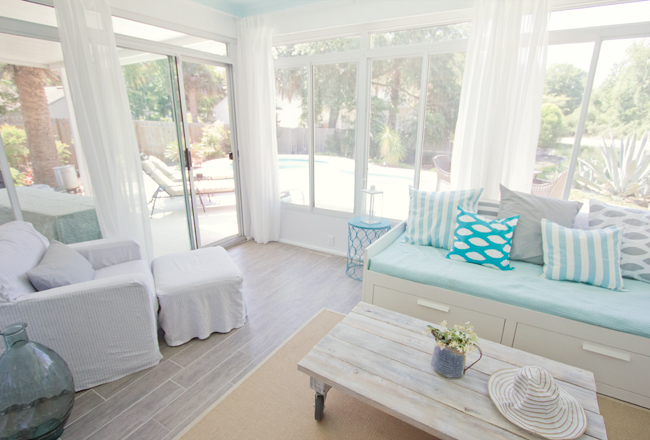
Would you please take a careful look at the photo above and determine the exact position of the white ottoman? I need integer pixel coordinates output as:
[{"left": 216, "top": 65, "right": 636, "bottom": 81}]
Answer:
[{"left": 152, "top": 247, "right": 246, "bottom": 346}]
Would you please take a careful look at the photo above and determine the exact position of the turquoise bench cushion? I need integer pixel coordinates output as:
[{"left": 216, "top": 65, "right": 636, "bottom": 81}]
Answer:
[{"left": 368, "top": 234, "right": 650, "bottom": 339}]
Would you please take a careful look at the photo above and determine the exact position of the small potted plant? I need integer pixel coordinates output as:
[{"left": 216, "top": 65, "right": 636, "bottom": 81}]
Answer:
[{"left": 426, "top": 321, "right": 482, "bottom": 378}]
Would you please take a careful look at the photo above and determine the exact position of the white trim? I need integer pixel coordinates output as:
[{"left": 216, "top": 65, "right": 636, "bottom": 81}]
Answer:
[
  {"left": 170, "top": 308, "right": 346, "bottom": 440},
  {"left": 278, "top": 238, "right": 347, "bottom": 257},
  {"left": 563, "top": 37, "right": 603, "bottom": 199}
]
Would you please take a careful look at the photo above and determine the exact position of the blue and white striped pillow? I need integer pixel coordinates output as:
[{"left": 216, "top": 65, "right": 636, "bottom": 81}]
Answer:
[
  {"left": 405, "top": 187, "right": 483, "bottom": 249},
  {"left": 541, "top": 218, "right": 625, "bottom": 291}
]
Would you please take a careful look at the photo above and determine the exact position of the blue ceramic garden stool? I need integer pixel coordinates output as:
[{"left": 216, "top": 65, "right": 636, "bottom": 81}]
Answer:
[{"left": 346, "top": 217, "right": 391, "bottom": 280}]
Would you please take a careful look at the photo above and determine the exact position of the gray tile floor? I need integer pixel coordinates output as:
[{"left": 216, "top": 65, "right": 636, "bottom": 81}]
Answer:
[{"left": 62, "top": 241, "right": 361, "bottom": 440}]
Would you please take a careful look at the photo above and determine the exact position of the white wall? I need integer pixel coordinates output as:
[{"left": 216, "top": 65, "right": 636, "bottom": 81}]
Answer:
[{"left": 280, "top": 208, "right": 350, "bottom": 256}]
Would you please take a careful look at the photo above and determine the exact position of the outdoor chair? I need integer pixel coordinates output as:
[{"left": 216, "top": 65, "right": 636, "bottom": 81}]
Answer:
[
  {"left": 531, "top": 171, "right": 568, "bottom": 199},
  {"left": 433, "top": 155, "right": 451, "bottom": 191},
  {"left": 148, "top": 155, "right": 183, "bottom": 182},
  {"left": 141, "top": 159, "right": 234, "bottom": 216}
]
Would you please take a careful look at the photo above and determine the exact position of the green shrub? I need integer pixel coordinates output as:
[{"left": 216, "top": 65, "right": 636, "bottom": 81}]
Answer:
[{"left": 538, "top": 103, "right": 566, "bottom": 149}]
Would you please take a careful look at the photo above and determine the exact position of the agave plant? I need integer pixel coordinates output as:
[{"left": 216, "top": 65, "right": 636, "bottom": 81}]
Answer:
[{"left": 575, "top": 130, "right": 650, "bottom": 198}]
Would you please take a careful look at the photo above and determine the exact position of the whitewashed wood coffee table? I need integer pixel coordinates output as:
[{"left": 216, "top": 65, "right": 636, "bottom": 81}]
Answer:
[{"left": 298, "top": 302, "right": 607, "bottom": 440}]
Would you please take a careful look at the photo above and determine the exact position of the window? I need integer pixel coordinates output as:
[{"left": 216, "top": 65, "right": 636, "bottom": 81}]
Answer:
[
  {"left": 419, "top": 52, "right": 466, "bottom": 191},
  {"left": 534, "top": 42, "right": 594, "bottom": 182},
  {"left": 273, "top": 37, "right": 360, "bottom": 59},
  {"left": 276, "top": 66, "right": 309, "bottom": 206},
  {"left": 370, "top": 23, "right": 470, "bottom": 48},
  {"left": 313, "top": 62, "right": 357, "bottom": 212},
  {"left": 550, "top": 1, "right": 650, "bottom": 31},
  {"left": 112, "top": 17, "right": 228, "bottom": 56},
  {"left": 273, "top": 1, "right": 650, "bottom": 220},
  {"left": 570, "top": 37, "right": 650, "bottom": 208},
  {"left": 0, "top": 34, "right": 100, "bottom": 243},
  {"left": 367, "top": 56, "right": 423, "bottom": 219}
]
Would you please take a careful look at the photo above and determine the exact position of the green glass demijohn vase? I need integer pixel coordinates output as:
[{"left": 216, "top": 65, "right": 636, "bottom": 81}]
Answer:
[{"left": 0, "top": 323, "right": 74, "bottom": 440}]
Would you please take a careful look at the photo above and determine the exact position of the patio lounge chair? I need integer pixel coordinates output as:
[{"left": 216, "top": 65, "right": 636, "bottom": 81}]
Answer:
[
  {"left": 141, "top": 159, "right": 234, "bottom": 216},
  {"left": 148, "top": 155, "right": 183, "bottom": 182}
]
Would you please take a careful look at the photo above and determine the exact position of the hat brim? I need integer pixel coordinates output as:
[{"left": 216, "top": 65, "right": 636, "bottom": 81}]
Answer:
[{"left": 488, "top": 368, "right": 588, "bottom": 440}]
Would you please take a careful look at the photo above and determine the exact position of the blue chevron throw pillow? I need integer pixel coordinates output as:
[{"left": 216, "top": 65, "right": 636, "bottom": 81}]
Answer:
[{"left": 446, "top": 207, "right": 520, "bottom": 271}]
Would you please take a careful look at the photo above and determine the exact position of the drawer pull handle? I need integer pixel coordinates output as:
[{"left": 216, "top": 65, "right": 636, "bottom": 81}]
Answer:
[
  {"left": 417, "top": 300, "right": 449, "bottom": 313},
  {"left": 582, "top": 343, "right": 631, "bottom": 362}
]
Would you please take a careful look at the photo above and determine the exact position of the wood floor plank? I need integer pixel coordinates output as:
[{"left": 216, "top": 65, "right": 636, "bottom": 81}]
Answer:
[
  {"left": 168, "top": 327, "right": 245, "bottom": 368},
  {"left": 124, "top": 419, "right": 170, "bottom": 440},
  {"left": 92, "top": 363, "right": 158, "bottom": 401},
  {"left": 88, "top": 381, "right": 183, "bottom": 440},
  {"left": 67, "top": 390, "right": 105, "bottom": 425},
  {"left": 62, "top": 361, "right": 182, "bottom": 440},
  {"left": 171, "top": 326, "right": 258, "bottom": 389},
  {"left": 154, "top": 351, "right": 251, "bottom": 431}
]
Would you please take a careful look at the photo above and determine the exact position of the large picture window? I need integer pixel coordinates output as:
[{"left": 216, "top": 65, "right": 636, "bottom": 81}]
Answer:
[
  {"left": 367, "top": 56, "right": 423, "bottom": 220},
  {"left": 313, "top": 62, "right": 357, "bottom": 213},
  {"left": 273, "top": 2, "right": 650, "bottom": 220}
]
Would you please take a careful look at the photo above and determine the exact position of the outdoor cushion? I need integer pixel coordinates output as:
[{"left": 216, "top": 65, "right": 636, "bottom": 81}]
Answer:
[
  {"left": 589, "top": 199, "right": 650, "bottom": 283},
  {"left": 497, "top": 185, "right": 582, "bottom": 265},
  {"left": 405, "top": 187, "right": 483, "bottom": 249},
  {"left": 27, "top": 241, "right": 95, "bottom": 291},
  {"left": 369, "top": 233, "right": 650, "bottom": 339},
  {"left": 0, "top": 221, "right": 49, "bottom": 301},
  {"left": 541, "top": 219, "right": 625, "bottom": 291}
]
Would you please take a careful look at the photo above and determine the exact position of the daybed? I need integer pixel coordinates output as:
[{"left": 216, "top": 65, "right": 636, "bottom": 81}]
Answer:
[{"left": 362, "top": 200, "right": 650, "bottom": 408}]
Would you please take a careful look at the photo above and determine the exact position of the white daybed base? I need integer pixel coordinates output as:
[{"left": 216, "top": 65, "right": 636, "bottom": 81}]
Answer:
[{"left": 362, "top": 221, "right": 650, "bottom": 409}]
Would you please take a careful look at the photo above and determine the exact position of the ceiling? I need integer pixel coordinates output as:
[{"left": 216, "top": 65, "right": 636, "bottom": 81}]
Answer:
[{"left": 189, "top": 0, "right": 330, "bottom": 17}]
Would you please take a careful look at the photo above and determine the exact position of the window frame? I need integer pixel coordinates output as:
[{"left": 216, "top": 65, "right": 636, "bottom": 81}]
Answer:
[{"left": 274, "top": 12, "right": 650, "bottom": 220}]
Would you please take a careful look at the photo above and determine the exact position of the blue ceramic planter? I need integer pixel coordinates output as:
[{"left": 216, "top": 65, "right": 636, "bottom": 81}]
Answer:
[{"left": 431, "top": 345, "right": 482, "bottom": 378}]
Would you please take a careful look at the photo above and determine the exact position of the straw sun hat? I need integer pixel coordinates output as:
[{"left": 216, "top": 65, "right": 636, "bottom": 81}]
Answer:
[{"left": 488, "top": 366, "right": 588, "bottom": 440}]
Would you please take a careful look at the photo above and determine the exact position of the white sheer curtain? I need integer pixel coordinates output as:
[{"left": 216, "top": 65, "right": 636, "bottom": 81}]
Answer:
[
  {"left": 451, "top": 0, "right": 551, "bottom": 200},
  {"left": 54, "top": 0, "right": 153, "bottom": 260},
  {"left": 235, "top": 15, "right": 281, "bottom": 244}
]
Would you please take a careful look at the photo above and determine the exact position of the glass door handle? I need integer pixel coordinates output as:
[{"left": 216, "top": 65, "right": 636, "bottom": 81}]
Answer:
[
  {"left": 185, "top": 148, "right": 193, "bottom": 170},
  {"left": 228, "top": 151, "right": 233, "bottom": 160}
]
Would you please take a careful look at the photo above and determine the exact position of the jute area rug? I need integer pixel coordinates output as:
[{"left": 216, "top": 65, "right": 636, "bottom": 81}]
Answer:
[{"left": 176, "top": 310, "right": 650, "bottom": 440}]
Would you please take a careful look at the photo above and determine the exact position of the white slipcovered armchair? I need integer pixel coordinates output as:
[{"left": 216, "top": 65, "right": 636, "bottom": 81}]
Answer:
[{"left": 0, "top": 221, "right": 161, "bottom": 391}]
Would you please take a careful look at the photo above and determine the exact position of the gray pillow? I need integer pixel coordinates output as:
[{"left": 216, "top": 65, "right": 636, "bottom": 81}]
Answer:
[
  {"left": 27, "top": 241, "right": 95, "bottom": 291},
  {"left": 589, "top": 199, "right": 650, "bottom": 283},
  {"left": 497, "top": 185, "right": 582, "bottom": 265}
]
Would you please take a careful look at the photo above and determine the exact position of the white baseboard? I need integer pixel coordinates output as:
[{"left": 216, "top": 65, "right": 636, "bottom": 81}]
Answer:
[{"left": 278, "top": 238, "right": 347, "bottom": 257}]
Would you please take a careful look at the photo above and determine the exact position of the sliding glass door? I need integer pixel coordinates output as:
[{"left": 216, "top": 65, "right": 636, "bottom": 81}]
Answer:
[
  {"left": 179, "top": 59, "right": 240, "bottom": 247},
  {"left": 120, "top": 52, "right": 242, "bottom": 254},
  {"left": 119, "top": 49, "right": 194, "bottom": 257}
]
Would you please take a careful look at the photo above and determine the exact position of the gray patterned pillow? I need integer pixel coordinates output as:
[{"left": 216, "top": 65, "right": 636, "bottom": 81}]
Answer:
[{"left": 589, "top": 199, "right": 650, "bottom": 283}]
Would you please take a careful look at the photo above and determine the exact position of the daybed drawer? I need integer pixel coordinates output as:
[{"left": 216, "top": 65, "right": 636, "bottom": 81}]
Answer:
[
  {"left": 373, "top": 286, "right": 506, "bottom": 343},
  {"left": 513, "top": 323, "right": 650, "bottom": 397}
]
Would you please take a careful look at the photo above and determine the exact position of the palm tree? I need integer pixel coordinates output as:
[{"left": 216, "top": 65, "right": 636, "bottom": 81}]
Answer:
[
  {"left": 182, "top": 62, "right": 225, "bottom": 125},
  {"left": 1, "top": 65, "right": 60, "bottom": 187}
]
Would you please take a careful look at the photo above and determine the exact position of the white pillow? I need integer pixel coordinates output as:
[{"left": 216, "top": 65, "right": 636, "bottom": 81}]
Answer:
[
  {"left": 27, "top": 241, "right": 95, "bottom": 291},
  {"left": 0, "top": 222, "right": 49, "bottom": 302},
  {"left": 405, "top": 187, "right": 483, "bottom": 250}
]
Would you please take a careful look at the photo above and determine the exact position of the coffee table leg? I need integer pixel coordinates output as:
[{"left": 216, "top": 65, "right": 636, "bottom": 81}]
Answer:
[{"left": 310, "top": 377, "right": 331, "bottom": 421}]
